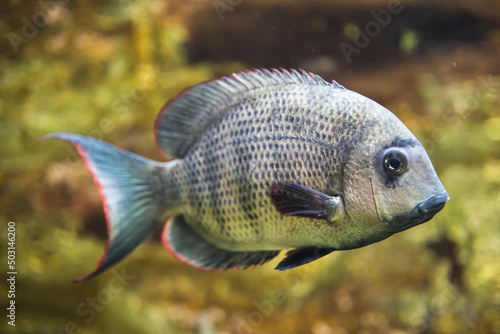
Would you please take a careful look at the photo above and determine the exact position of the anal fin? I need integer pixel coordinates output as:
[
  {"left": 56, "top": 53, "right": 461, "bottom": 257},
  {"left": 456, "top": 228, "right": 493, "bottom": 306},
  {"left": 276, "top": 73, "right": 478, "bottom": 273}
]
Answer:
[
  {"left": 275, "top": 247, "right": 335, "bottom": 270},
  {"left": 163, "top": 216, "right": 279, "bottom": 270}
]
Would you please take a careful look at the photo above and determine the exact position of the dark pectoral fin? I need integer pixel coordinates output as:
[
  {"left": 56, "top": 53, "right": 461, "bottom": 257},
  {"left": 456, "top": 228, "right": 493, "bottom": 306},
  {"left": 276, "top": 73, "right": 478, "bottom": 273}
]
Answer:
[
  {"left": 275, "top": 247, "right": 335, "bottom": 270},
  {"left": 270, "top": 181, "right": 340, "bottom": 220},
  {"left": 163, "top": 215, "right": 280, "bottom": 270}
]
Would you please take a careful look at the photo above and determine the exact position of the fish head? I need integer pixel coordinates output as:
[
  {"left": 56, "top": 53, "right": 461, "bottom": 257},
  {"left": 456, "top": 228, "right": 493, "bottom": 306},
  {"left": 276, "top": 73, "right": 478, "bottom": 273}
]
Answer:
[
  {"left": 367, "top": 137, "right": 449, "bottom": 233},
  {"left": 341, "top": 111, "right": 448, "bottom": 236},
  {"left": 335, "top": 93, "right": 448, "bottom": 237}
]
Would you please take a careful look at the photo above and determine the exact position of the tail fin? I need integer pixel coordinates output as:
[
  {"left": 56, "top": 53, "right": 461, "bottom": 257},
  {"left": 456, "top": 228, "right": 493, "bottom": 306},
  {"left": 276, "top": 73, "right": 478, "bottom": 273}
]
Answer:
[{"left": 42, "top": 133, "right": 169, "bottom": 282}]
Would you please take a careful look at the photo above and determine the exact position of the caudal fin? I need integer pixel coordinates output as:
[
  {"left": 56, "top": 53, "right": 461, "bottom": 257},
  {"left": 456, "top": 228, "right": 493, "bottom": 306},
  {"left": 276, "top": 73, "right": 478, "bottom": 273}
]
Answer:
[{"left": 42, "top": 133, "right": 169, "bottom": 282}]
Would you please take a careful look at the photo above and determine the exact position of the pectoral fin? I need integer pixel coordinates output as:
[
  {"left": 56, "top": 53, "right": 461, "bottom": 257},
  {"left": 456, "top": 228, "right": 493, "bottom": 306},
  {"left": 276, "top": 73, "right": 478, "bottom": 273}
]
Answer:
[
  {"left": 275, "top": 247, "right": 335, "bottom": 270},
  {"left": 269, "top": 181, "right": 341, "bottom": 221}
]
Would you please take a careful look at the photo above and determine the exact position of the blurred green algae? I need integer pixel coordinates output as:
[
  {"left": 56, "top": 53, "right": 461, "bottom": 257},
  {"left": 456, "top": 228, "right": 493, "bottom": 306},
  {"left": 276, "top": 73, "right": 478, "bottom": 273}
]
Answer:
[{"left": 1, "top": 0, "right": 499, "bottom": 333}]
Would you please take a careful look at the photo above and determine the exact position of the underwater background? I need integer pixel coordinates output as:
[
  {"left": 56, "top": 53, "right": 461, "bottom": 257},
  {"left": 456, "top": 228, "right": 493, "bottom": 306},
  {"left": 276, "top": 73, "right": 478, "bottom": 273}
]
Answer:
[{"left": 1, "top": 0, "right": 499, "bottom": 333}]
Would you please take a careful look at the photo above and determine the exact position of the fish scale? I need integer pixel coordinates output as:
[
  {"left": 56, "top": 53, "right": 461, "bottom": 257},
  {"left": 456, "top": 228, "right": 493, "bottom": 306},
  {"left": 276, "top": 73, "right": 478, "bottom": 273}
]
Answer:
[
  {"left": 171, "top": 85, "right": 354, "bottom": 251},
  {"left": 44, "top": 68, "right": 448, "bottom": 281}
]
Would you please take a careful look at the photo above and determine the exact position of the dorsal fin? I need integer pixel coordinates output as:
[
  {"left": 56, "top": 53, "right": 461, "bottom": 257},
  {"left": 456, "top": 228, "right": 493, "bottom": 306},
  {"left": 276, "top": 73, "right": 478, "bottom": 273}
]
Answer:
[{"left": 154, "top": 68, "right": 344, "bottom": 159}]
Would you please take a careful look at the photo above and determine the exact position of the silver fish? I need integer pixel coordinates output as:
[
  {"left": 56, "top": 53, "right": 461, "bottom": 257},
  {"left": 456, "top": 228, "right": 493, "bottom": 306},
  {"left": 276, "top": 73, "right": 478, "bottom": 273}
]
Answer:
[{"left": 43, "top": 69, "right": 449, "bottom": 282}]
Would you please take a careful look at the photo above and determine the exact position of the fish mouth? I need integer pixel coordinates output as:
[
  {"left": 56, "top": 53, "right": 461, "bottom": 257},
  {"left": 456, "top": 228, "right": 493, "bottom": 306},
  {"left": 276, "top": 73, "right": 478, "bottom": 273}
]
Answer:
[
  {"left": 389, "top": 192, "right": 449, "bottom": 233},
  {"left": 417, "top": 192, "right": 450, "bottom": 216}
]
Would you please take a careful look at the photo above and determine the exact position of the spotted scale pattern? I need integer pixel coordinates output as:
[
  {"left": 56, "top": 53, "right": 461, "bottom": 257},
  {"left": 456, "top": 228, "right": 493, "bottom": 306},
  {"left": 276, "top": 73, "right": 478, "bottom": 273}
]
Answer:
[{"left": 158, "top": 70, "right": 383, "bottom": 251}]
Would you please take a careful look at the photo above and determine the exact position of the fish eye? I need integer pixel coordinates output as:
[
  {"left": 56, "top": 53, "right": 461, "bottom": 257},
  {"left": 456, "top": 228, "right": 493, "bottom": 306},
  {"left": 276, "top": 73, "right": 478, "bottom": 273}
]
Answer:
[{"left": 383, "top": 149, "right": 408, "bottom": 175}]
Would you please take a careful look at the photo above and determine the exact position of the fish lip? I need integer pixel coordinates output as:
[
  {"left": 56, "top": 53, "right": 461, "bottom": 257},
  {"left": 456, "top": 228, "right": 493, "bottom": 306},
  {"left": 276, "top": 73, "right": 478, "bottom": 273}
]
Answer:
[
  {"left": 418, "top": 192, "right": 450, "bottom": 215},
  {"left": 387, "top": 192, "right": 449, "bottom": 233}
]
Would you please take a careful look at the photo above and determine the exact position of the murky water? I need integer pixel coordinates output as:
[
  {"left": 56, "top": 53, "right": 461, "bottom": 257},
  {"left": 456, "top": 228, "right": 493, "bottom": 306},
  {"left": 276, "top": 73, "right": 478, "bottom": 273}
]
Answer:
[{"left": 1, "top": 1, "right": 499, "bottom": 333}]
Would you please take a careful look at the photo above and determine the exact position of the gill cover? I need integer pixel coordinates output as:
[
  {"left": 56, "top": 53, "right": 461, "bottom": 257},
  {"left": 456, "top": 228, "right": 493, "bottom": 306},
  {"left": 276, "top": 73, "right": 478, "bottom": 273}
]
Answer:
[{"left": 372, "top": 139, "right": 448, "bottom": 231}]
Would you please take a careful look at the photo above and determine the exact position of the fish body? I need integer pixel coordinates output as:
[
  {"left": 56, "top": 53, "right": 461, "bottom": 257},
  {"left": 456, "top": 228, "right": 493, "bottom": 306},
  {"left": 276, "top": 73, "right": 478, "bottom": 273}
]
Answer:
[{"left": 43, "top": 69, "right": 448, "bottom": 281}]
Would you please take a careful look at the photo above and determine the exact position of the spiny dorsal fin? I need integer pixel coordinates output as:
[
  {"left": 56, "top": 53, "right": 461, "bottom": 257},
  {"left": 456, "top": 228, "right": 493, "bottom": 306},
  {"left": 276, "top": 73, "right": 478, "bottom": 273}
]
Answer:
[{"left": 154, "top": 68, "right": 344, "bottom": 159}]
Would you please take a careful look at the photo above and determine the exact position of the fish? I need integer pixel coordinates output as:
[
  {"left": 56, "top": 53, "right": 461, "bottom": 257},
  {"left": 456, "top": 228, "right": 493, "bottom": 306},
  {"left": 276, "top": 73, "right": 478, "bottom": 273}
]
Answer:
[{"left": 42, "top": 68, "right": 449, "bottom": 282}]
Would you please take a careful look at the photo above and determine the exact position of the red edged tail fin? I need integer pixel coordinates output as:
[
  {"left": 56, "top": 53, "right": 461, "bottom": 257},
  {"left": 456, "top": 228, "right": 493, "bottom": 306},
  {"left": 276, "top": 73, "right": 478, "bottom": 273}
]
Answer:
[{"left": 41, "top": 133, "right": 169, "bottom": 282}]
